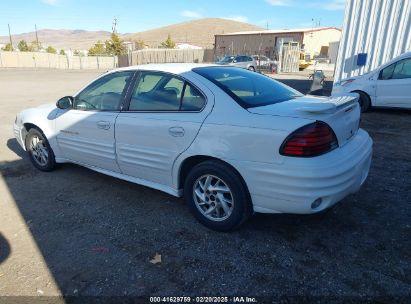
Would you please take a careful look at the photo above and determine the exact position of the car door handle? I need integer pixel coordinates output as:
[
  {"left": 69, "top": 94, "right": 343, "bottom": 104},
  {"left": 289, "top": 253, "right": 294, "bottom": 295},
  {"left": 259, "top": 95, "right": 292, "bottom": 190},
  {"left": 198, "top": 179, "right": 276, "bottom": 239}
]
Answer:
[
  {"left": 97, "top": 121, "right": 111, "bottom": 130},
  {"left": 168, "top": 127, "right": 185, "bottom": 137}
]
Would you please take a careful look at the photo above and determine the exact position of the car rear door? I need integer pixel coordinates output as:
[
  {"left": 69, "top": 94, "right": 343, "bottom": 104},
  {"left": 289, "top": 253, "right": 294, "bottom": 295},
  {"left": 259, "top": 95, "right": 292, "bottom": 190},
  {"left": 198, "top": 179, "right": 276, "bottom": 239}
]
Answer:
[
  {"left": 376, "top": 57, "right": 411, "bottom": 108},
  {"left": 115, "top": 71, "right": 214, "bottom": 187},
  {"left": 55, "top": 71, "right": 135, "bottom": 172}
]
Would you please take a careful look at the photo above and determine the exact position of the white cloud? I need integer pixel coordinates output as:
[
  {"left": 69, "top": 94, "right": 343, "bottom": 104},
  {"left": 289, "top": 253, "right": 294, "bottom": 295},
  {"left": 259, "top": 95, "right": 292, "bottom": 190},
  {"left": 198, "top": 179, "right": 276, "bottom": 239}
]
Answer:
[
  {"left": 181, "top": 10, "right": 202, "bottom": 19},
  {"left": 41, "top": 0, "right": 59, "bottom": 5},
  {"left": 223, "top": 16, "right": 249, "bottom": 23},
  {"left": 265, "top": 0, "right": 290, "bottom": 6},
  {"left": 315, "top": 0, "right": 345, "bottom": 10}
]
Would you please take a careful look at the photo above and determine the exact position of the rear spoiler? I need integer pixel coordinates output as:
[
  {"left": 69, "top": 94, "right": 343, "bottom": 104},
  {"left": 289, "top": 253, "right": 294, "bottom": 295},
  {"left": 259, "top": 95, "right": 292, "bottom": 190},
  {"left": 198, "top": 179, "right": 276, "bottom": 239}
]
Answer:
[{"left": 296, "top": 93, "right": 359, "bottom": 114}]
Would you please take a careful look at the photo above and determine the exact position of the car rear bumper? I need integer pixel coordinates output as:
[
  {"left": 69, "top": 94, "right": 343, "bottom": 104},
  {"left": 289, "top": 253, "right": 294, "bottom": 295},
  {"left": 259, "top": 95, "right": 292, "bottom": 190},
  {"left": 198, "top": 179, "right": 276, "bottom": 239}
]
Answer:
[{"left": 232, "top": 128, "right": 373, "bottom": 214}]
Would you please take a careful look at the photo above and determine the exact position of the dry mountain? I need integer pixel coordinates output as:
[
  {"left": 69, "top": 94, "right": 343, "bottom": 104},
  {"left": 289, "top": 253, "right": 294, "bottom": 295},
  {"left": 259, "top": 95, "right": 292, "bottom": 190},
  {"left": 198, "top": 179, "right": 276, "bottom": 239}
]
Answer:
[
  {"left": 125, "top": 18, "right": 264, "bottom": 48},
  {"left": 1, "top": 18, "right": 263, "bottom": 50}
]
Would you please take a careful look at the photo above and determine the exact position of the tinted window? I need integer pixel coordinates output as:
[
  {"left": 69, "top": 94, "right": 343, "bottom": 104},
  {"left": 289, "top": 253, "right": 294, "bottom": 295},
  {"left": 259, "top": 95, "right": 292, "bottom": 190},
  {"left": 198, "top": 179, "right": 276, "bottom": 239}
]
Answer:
[
  {"left": 193, "top": 67, "right": 302, "bottom": 108},
  {"left": 181, "top": 83, "right": 206, "bottom": 111},
  {"left": 392, "top": 58, "right": 411, "bottom": 79},
  {"left": 74, "top": 71, "right": 133, "bottom": 111},
  {"left": 129, "top": 71, "right": 205, "bottom": 111},
  {"left": 380, "top": 63, "right": 396, "bottom": 80}
]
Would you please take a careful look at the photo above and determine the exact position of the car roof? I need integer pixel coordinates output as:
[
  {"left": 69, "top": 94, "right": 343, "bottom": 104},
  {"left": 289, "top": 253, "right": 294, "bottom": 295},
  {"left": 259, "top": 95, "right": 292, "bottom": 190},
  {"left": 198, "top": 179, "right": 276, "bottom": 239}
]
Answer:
[{"left": 113, "top": 63, "right": 219, "bottom": 74}]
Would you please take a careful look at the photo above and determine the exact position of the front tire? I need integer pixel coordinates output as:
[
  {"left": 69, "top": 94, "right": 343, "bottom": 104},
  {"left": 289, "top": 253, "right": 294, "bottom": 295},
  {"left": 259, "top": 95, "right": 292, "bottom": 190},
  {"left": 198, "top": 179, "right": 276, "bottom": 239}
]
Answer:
[
  {"left": 184, "top": 160, "right": 252, "bottom": 231},
  {"left": 248, "top": 66, "right": 255, "bottom": 72},
  {"left": 25, "top": 128, "right": 57, "bottom": 172},
  {"left": 354, "top": 91, "right": 371, "bottom": 112}
]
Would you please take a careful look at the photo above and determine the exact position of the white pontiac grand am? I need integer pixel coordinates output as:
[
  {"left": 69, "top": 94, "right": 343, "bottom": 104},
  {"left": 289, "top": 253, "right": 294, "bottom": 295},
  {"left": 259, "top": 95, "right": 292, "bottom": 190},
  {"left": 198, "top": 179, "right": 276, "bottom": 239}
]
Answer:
[{"left": 14, "top": 64, "right": 373, "bottom": 231}]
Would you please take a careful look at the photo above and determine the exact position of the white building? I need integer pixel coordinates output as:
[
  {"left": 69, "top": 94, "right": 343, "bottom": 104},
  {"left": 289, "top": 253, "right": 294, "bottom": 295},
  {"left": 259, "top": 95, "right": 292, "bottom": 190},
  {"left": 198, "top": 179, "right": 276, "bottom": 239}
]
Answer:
[{"left": 334, "top": 0, "right": 411, "bottom": 82}]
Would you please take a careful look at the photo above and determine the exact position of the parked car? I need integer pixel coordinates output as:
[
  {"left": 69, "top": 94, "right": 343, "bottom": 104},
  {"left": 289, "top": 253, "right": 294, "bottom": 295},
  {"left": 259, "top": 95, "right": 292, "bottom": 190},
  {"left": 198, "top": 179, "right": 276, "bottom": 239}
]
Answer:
[
  {"left": 252, "top": 55, "right": 273, "bottom": 67},
  {"left": 14, "top": 64, "right": 372, "bottom": 231},
  {"left": 332, "top": 51, "right": 411, "bottom": 112},
  {"left": 216, "top": 55, "right": 257, "bottom": 71}
]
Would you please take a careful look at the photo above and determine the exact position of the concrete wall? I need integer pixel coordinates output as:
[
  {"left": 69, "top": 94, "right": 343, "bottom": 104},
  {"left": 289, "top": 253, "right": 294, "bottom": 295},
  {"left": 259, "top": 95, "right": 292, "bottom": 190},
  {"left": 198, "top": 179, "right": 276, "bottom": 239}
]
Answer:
[
  {"left": 334, "top": 0, "right": 411, "bottom": 82},
  {"left": 302, "top": 28, "right": 341, "bottom": 57},
  {"left": 130, "top": 48, "right": 214, "bottom": 65},
  {"left": 0, "top": 52, "right": 117, "bottom": 69}
]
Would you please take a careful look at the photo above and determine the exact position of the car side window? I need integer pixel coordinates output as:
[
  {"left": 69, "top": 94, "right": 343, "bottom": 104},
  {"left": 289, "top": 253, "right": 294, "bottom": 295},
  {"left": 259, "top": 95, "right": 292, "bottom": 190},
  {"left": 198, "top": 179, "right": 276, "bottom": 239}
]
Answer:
[
  {"left": 128, "top": 71, "right": 206, "bottom": 112},
  {"left": 391, "top": 58, "right": 411, "bottom": 79},
  {"left": 181, "top": 83, "right": 206, "bottom": 111},
  {"left": 74, "top": 71, "right": 134, "bottom": 111},
  {"left": 129, "top": 72, "right": 183, "bottom": 111},
  {"left": 380, "top": 63, "right": 396, "bottom": 80}
]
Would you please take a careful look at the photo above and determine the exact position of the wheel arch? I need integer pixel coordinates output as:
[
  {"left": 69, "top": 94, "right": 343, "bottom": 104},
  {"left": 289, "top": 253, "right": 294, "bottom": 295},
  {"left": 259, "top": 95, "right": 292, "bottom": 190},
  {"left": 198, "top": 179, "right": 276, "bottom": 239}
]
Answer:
[
  {"left": 350, "top": 89, "right": 373, "bottom": 106},
  {"left": 177, "top": 155, "right": 251, "bottom": 198}
]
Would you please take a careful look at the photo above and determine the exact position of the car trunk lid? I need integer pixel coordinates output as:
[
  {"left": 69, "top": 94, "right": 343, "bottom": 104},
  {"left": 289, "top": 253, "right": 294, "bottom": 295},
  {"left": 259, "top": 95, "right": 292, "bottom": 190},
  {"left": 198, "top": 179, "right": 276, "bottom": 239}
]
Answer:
[{"left": 247, "top": 93, "right": 361, "bottom": 147}]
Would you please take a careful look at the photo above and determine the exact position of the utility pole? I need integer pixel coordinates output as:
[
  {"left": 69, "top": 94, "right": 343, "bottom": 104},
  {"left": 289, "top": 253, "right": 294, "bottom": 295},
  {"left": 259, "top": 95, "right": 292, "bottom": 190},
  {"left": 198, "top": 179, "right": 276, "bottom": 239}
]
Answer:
[
  {"left": 112, "top": 17, "right": 117, "bottom": 33},
  {"left": 35, "top": 24, "right": 40, "bottom": 50},
  {"left": 8, "top": 24, "right": 13, "bottom": 49}
]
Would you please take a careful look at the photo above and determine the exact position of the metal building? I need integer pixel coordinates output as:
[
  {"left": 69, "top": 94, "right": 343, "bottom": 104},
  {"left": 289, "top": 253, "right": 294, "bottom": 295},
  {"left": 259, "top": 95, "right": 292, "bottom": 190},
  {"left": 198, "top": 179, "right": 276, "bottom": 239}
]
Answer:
[
  {"left": 214, "top": 27, "right": 341, "bottom": 61},
  {"left": 334, "top": 0, "right": 411, "bottom": 82}
]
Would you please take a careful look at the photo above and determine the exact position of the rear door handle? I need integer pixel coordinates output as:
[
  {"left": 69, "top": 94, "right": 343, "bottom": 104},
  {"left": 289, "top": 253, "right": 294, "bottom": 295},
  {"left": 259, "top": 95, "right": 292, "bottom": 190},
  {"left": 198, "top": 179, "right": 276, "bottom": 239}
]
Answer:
[
  {"left": 97, "top": 121, "right": 111, "bottom": 130},
  {"left": 168, "top": 127, "right": 185, "bottom": 137}
]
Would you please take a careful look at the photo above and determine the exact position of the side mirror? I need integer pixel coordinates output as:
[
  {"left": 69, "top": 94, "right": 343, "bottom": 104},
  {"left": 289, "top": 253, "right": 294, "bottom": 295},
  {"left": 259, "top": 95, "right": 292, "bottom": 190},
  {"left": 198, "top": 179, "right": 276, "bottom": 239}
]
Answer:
[{"left": 56, "top": 96, "right": 73, "bottom": 110}]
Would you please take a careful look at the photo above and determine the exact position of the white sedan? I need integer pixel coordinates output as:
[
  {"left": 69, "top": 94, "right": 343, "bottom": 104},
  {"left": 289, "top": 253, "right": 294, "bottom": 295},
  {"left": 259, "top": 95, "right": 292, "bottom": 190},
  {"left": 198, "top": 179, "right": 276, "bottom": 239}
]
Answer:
[
  {"left": 333, "top": 51, "right": 411, "bottom": 112},
  {"left": 14, "top": 64, "right": 372, "bottom": 231}
]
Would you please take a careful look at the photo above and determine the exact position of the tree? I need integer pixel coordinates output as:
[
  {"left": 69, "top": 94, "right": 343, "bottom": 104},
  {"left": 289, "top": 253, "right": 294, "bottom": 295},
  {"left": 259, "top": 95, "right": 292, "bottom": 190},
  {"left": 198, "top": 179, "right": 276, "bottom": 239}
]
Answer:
[
  {"left": 88, "top": 41, "right": 107, "bottom": 56},
  {"left": 31, "top": 40, "right": 42, "bottom": 52},
  {"left": 46, "top": 46, "right": 57, "bottom": 54},
  {"left": 134, "top": 39, "right": 145, "bottom": 50},
  {"left": 161, "top": 34, "right": 176, "bottom": 49},
  {"left": 1, "top": 43, "right": 13, "bottom": 51},
  {"left": 73, "top": 50, "right": 81, "bottom": 56},
  {"left": 18, "top": 40, "right": 32, "bottom": 52},
  {"left": 59, "top": 49, "right": 66, "bottom": 55},
  {"left": 104, "top": 33, "right": 126, "bottom": 56}
]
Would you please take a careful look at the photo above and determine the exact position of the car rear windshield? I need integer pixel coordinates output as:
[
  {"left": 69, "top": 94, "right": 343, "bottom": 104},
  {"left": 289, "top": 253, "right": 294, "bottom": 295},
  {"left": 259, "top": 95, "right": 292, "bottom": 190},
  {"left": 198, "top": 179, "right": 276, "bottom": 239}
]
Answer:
[{"left": 193, "top": 67, "right": 302, "bottom": 108}]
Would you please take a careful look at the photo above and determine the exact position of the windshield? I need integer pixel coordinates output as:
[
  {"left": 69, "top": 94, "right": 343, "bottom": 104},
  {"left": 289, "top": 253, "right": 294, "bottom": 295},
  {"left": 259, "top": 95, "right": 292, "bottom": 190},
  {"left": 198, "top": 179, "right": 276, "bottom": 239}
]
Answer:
[
  {"left": 193, "top": 67, "right": 302, "bottom": 108},
  {"left": 218, "top": 56, "right": 235, "bottom": 63}
]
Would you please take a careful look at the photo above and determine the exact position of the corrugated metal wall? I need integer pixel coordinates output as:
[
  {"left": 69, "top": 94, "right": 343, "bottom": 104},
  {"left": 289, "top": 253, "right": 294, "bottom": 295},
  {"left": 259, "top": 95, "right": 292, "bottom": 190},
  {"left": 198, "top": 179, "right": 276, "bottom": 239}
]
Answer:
[{"left": 334, "top": 0, "right": 411, "bottom": 82}]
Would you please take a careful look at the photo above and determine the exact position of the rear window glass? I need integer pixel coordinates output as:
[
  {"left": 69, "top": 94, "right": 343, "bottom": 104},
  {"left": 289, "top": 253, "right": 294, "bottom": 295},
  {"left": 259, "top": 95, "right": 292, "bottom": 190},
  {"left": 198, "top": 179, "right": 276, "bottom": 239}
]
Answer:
[{"left": 193, "top": 67, "right": 302, "bottom": 108}]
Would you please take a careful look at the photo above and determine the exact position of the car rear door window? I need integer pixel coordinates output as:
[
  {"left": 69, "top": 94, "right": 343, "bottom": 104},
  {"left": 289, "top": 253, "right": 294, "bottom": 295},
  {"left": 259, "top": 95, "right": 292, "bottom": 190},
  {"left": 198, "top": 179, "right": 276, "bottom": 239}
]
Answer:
[{"left": 128, "top": 71, "right": 206, "bottom": 112}]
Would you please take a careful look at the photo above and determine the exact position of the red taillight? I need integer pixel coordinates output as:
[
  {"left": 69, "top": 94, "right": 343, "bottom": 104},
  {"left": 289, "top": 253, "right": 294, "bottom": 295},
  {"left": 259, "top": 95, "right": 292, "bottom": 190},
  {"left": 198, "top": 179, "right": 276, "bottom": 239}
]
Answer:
[{"left": 280, "top": 121, "right": 338, "bottom": 157}]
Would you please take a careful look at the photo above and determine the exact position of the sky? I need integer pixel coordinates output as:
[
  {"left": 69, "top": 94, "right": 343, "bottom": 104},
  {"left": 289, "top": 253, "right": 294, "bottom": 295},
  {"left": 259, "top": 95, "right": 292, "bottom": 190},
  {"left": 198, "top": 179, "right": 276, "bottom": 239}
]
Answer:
[{"left": 0, "top": 0, "right": 345, "bottom": 36}]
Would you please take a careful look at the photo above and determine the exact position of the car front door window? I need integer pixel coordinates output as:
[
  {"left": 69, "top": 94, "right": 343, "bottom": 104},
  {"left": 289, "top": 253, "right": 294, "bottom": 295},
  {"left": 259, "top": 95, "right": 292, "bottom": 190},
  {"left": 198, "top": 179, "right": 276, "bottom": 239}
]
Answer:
[{"left": 74, "top": 71, "right": 134, "bottom": 111}]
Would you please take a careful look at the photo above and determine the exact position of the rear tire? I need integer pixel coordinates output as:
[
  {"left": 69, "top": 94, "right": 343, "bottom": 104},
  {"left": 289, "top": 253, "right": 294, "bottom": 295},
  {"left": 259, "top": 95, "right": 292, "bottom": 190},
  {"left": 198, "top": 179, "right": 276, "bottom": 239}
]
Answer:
[
  {"left": 25, "top": 128, "right": 57, "bottom": 172},
  {"left": 184, "top": 160, "right": 252, "bottom": 232},
  {"left": 248, "top": 66, "right": 255, "bottom": 72},
  {"left": 354, "top": 91, "right": 371, "bottom": 112}
]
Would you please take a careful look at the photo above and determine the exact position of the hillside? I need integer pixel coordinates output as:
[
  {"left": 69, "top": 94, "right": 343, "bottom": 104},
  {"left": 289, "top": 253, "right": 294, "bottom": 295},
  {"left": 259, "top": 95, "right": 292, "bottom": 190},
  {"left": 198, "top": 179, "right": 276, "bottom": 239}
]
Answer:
[
  {"left": 0, "top": 29, "right": 111, "bottom": 50},
  {"left": 0, "top": 18, "right": 263, "bottom": 50},
  {"left": 124, "top": 18, "right": 264, "bottom": 48}
]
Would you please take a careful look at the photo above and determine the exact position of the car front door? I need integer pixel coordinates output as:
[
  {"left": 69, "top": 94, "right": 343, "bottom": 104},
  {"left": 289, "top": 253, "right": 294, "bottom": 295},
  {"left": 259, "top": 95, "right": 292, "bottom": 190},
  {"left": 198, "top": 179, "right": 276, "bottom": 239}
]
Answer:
[
  {"left": 115, "top": 71, "right": 214, "bottom": 188},
  {"left": 55, "top": 71, "right": 135, "bottom": 172},
  {"left": 376, "top": 57, "right": 411, "bottom": 108}
]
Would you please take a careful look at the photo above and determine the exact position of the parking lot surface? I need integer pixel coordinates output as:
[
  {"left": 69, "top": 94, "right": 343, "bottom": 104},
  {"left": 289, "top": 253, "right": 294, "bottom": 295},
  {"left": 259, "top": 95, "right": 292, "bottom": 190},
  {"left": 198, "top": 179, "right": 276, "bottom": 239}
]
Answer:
[{"left": 0, "top": 69, "right": 410, "bottom": 298}]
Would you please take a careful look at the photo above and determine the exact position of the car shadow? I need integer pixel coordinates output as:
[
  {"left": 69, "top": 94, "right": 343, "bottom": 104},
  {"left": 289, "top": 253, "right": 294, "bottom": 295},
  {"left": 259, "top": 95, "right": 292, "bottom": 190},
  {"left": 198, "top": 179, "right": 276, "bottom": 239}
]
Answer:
[{"left": 0, "top": 233, "right": 11, "bottom": 265}]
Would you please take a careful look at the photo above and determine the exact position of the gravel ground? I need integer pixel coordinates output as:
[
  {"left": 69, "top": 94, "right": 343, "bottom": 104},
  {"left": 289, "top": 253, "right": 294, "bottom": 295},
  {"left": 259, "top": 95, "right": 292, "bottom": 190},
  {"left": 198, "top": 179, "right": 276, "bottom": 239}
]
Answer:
[{"left": 0, "top": 69, "right": 410, "bottom": 301}]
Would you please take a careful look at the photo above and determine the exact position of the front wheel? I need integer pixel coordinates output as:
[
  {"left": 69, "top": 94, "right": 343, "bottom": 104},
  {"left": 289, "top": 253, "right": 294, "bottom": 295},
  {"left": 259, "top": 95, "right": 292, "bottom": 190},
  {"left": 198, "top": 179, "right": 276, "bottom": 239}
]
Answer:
[
  {"left": 184, "top": 160, "right": 252, "bottom": 231},
  {"left": 248, "top": 66, "right": 255, "bottom": 72},
  {"left": 354, "top": 91, "right": 371, "bottom": 112},
  {"left": 25, "top": 128, "right": 57, "bottom": 171}
]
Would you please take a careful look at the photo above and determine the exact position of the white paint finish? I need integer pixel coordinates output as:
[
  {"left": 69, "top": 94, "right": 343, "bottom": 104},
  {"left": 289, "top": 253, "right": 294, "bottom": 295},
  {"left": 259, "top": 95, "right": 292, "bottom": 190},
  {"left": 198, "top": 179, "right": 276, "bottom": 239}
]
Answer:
[
  {"left": 332, "top": 51, "right": 411, "bottom": 109},
  {"left": 55, "top": 109, "right": 120, "bottom": 172},
  {"left": 15, "top": 64, "right": 373, "bottom": 215},
  {"left": 334, "top": 0, "right": 411, "bottom": 82}
]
